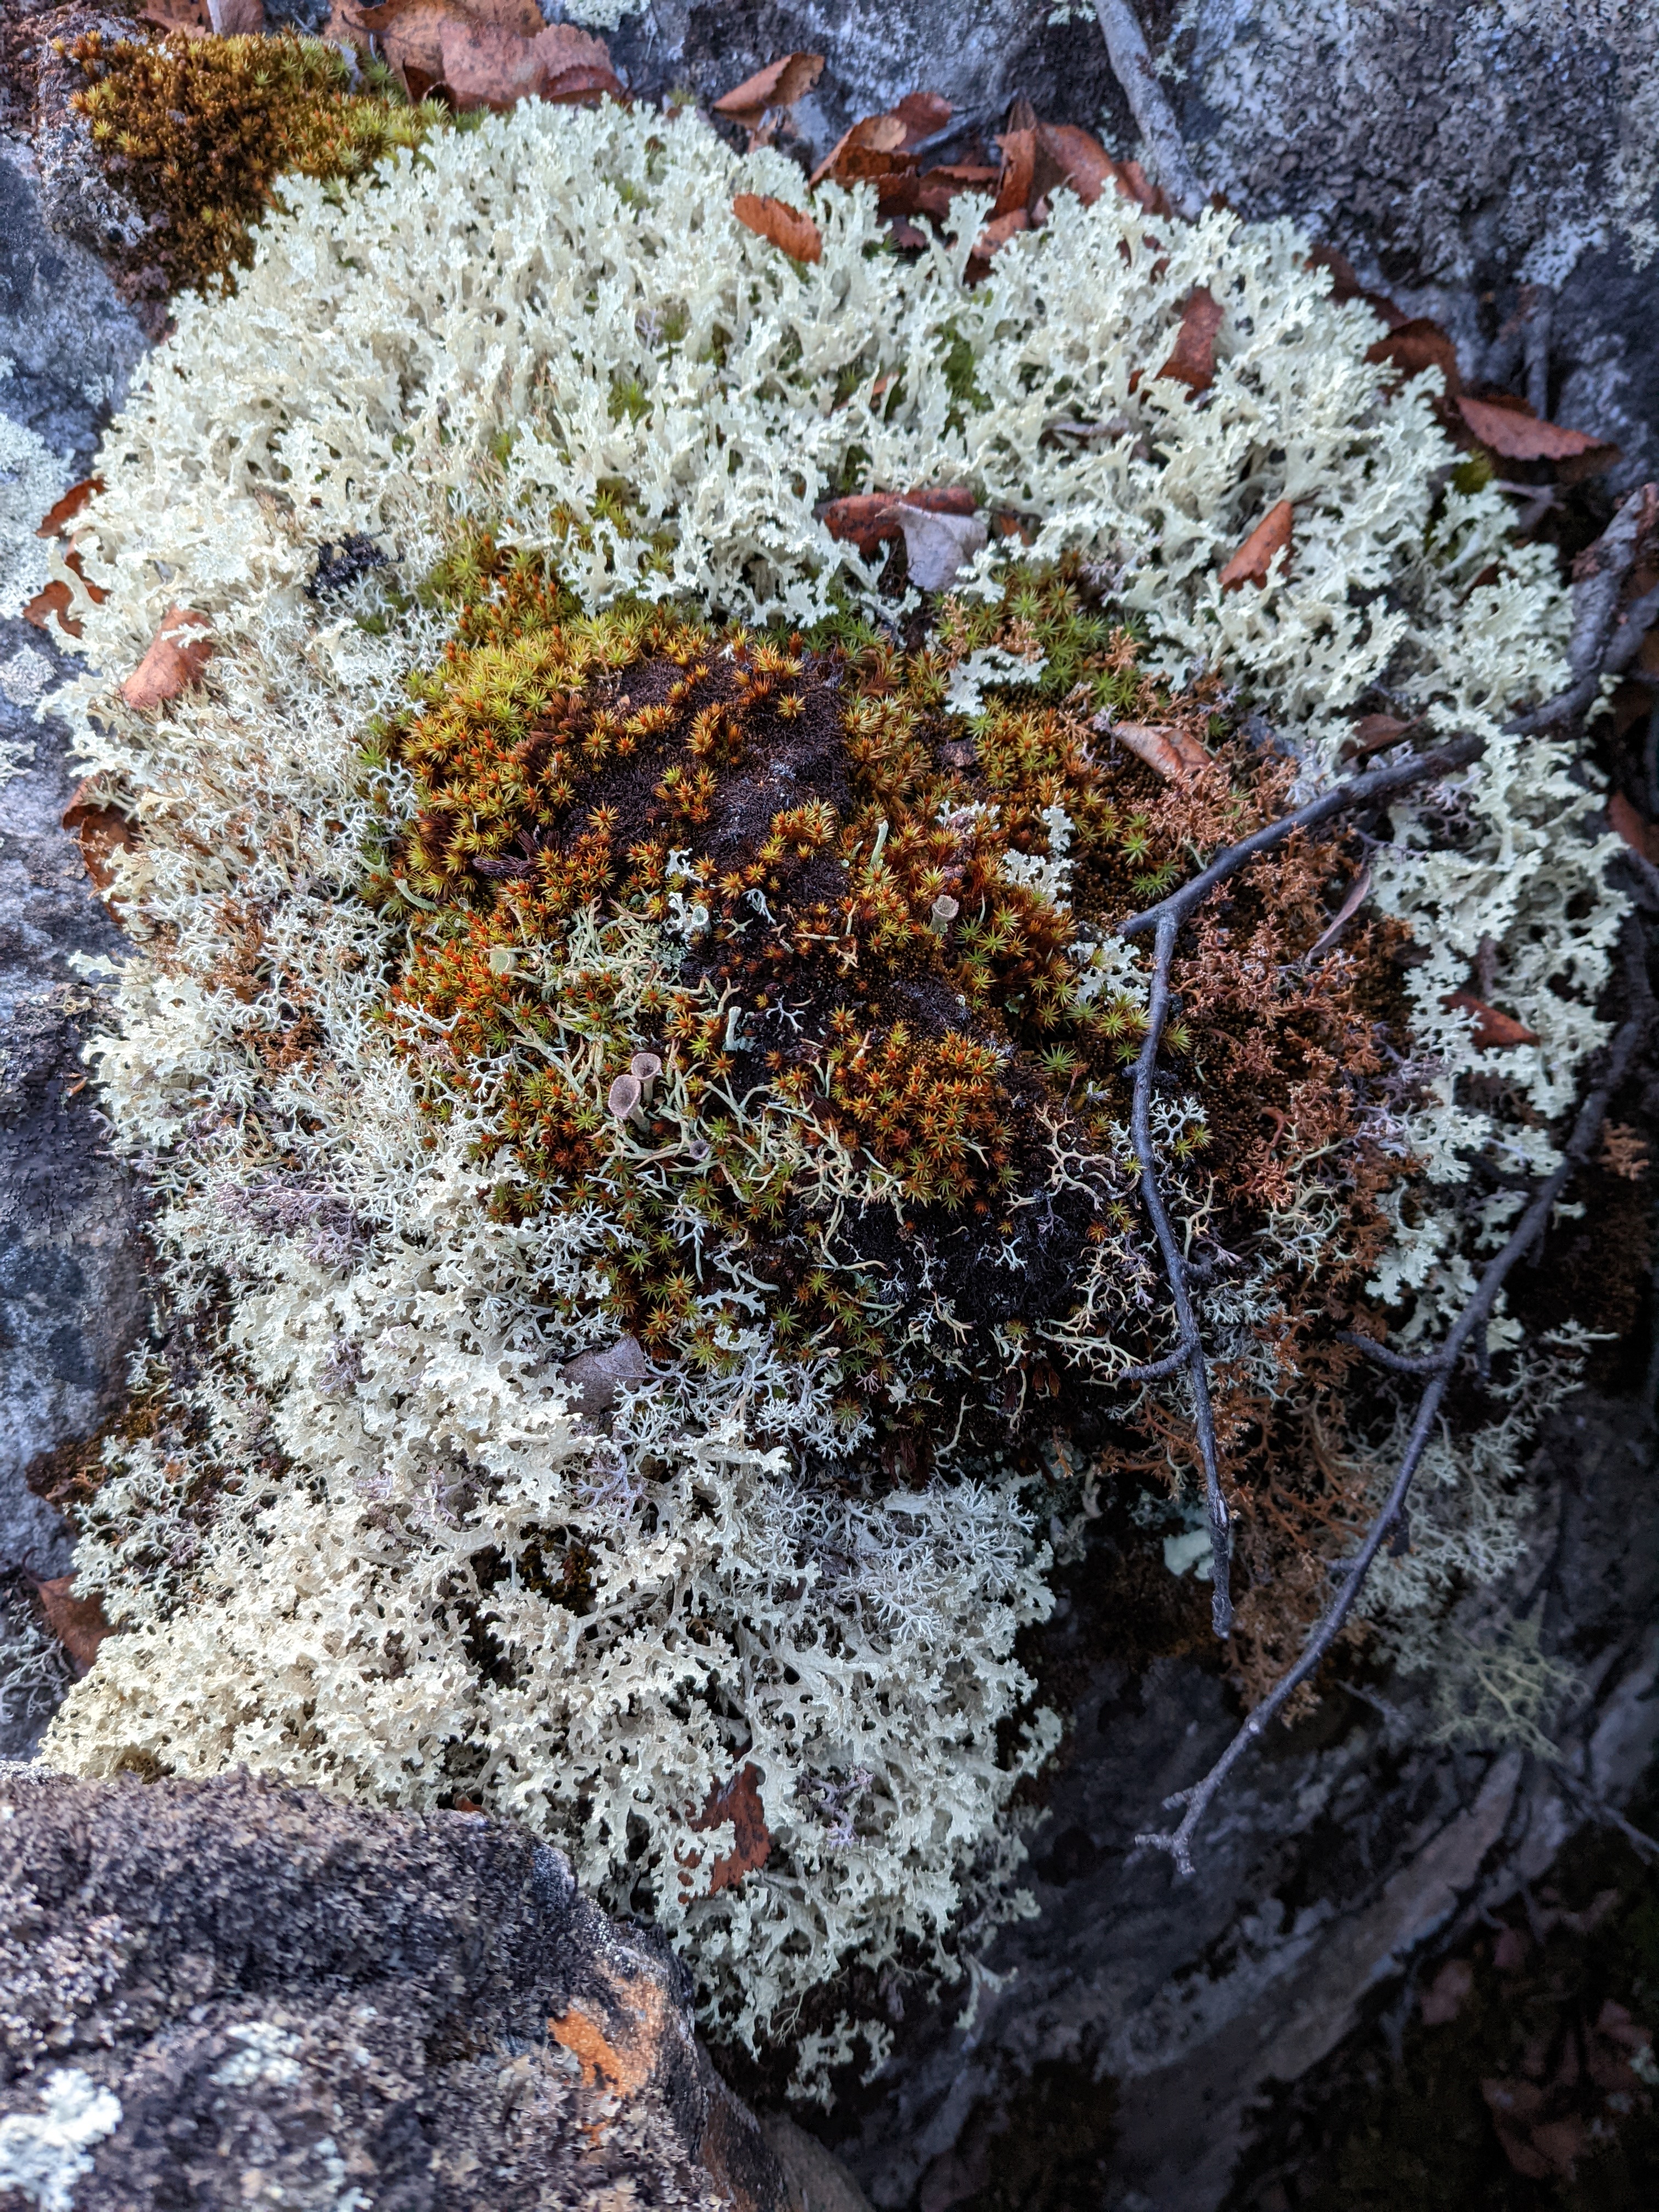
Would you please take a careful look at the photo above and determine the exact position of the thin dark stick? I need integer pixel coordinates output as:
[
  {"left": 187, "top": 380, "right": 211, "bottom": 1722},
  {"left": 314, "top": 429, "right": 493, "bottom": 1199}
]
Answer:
[
  {"left": 1337, "top": 1333, "right": 1452, "bottom": 1378},
  {"left": 1092, "top": 0, "right": 1208, "bottom": 221},
  {"left": 1130, "top": 908, "right": 1232, "bottom": 1635},
  {"left": 1133, "top": 969, "right": 1650, "bottom": 1877},
  {"left": 1113, "top": 731, "right": 1486, "bottom": 1617}
]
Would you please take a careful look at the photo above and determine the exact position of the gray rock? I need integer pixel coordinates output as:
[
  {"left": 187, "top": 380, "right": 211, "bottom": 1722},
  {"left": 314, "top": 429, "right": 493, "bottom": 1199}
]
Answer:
[{"left": 0, "top": 1765, "right": 792, "bottom": 2209}]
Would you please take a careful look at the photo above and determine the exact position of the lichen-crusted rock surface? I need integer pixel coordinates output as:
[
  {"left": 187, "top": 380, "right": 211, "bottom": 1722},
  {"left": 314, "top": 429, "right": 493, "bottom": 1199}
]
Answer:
[{"left": 0, "top": 1766, "right": 796, "bottom": 2210}]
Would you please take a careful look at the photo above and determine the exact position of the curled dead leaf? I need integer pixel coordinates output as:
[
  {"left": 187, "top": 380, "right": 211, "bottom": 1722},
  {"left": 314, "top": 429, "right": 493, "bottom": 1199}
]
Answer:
[
  {"left": 122, "top": 606, "right": 214, "bottom": 712},
  {"left": 713, "top": 51, "right": 823, "bottom": 128},
  {"left": 1108, "top": 720, "right": 1212, "bottom": 784},
  {"left": 1442, "top": 991, "right": 1539, "bottom": 1050},
  {"left": 61, "top": 777, "right": 137, "bottom": 900},
  {"left": 990, "top": 127, "right": 1035, "bottom": 221},
  {"left": 890, "top": 89, "right": 951, "bottom": 146},
  {"left": 810, "top": 110, "right": 907, "bottom": 188},
  {"left": 820, "top": 484, "right": 976, "bottom": 560},
  {"left": 1457, "top": 393, "right": 1605, "bottom": 462},
  {"left": 1219, "top": 500, "right": 1294, "bottom": 591},
  {"left": 139, "top": 0, "right": 211, "bottom": 32},
  {"left": 438, "top": 19, "right": 621, "bottom": 110},
  {"left": 31, "top": 1575, "right": 112, "bottom": 1676},
  {"left": 1030, "top": 122, "right": 1114, "bottom": 208},
  {"left": 888, "top": 500, "right": 988, "bottom": 590},
  {"left": 1341, "top": 712, "right": 1414, "bottom": 760},
  {"left": 1367, "top": 317, "right": 1462, "bottom": 394},
  {"left": 37, "top": 477, "right": 102, "bottom": 539},
  {"left": 1607, "top": 789, "right": 1659, "bottom": 865},
  {"left": 685, "top": 1761, "right": 770, "bottom": 1894},
  {"left": 731, "top": 193, "right": 822, "bottom": 264},
  {"left": 1158, "top": 285, "right": 1223, "bottom": 393},
  {"left": 1305, "top": 865, "right": 1372, "bottom": 960}
]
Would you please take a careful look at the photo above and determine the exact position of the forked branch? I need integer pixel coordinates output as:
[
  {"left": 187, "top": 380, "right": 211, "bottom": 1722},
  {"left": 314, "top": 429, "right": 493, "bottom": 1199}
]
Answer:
[
  {"left": 1132, "top": 941, "right": 1650, "bottom": 1876},
  {"left": 1117, "top": 733, "right": 1488, "bottom": 1628}
]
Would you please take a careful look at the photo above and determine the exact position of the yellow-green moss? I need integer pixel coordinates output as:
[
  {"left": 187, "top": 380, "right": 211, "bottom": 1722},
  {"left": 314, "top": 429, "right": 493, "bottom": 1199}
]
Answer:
[{"left": 70, "top": 30, "right": 441, "bottom": 300}]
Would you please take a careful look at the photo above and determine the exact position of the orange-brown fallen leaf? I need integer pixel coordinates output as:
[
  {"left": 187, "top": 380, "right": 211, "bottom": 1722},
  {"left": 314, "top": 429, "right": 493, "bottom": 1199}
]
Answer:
[
  {"left": 821, "top": 484, "right": 976, "bottom": 559},
  {"left": 890, "top": 89, "right": 951, "bottom": 145},
  {"left": 685, "top": 1762, "right": 770, "bottom": 1894},
  {"left": 731, "top": 193, "right": 822, "bottom": 263},
  {"left": 1341, "top": 712, "right": 1414, "bottom": 759},
  {"left": 810, "top": 110, "right": 907, "bottom": 188},
  {"left": 37, "top": 477, "right": 103, "bottom": 539},
  {"left": 122, "top": 606, "right": 214, "bottom": 711},
  {"left": 1030, "top": 122, "right": 1114, "bottom": 207},
  {"left": 31, "top": 1576, "right": 112, "bottom": 1676},
  {"left": 1110, "top": 720, "right": 1211, "bottom": 783},
  {"left": 1607, "top": 790, "right": 1659, "bottom": 865},
  {"left": 969, "top": 207, "right": 1030, "bottom": 274},
  {"left": 438, "top": 18, "right": 620, "bottom": 109},
  {"left": 1367, "top": 317, "right": 1462, "bottom": 394},
  {"left": 1219, "top": 500, "right": 1294, "bottom": 590},
  {"left": 1158, "top": 285, "right": 1223, "bottom": 392},
  {"left": 990, "top": 127, "right": 1035, "bottom": 221},
  {"left": 713, "top": 51, "right": 824, "bottom": 129},
  {"left": 24, "top": 547, "right": 108, "bottom": 640},
  {"left": 1456, "top": 394, "right": 1605, "bottom": 462},
  {"left": 1442, "top": 991, "right": 1539, "bottom": 1049},
  {"left": 139, "top": 0, "right": 211, "bottom": 32},
  {"left": 61, "top": 778, "right": 138, "bottom": 899}
]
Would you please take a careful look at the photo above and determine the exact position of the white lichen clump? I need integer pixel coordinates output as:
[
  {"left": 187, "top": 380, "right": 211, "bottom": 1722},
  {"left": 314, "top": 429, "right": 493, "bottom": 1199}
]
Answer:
[{"left": 36, "top": 99, "right": 1621, "bottom": 2062}]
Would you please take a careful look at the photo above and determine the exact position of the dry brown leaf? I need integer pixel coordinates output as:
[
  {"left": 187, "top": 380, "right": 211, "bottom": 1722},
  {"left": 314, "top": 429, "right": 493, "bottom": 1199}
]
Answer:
[
  {"left": 884, "top": 162, "right": 999, "bottom": 221},
  {"left": 139, "top": 0, "right": 211, "bottom": 32},
  {"left": 1367, "top": 316, "right": 1462, "bottom": 394},
  {"left": 210, "top": 0, "right": 266, "bottom": 29},
  {"left": 1607, "top": 789, "right": 1659, "bottom": 864},
  {"left": 1110, "top": 720, "right": 1211, "bottom": 783},
  {"left": 1442, "top": 991, "right": 1539, "bottom": 1049},
  {"left": 809, "top": 110, "right": 907, "bottom": 188},
  {"left": 36, "top": 477, "right": 101, "bottom": 538},
  {"left": 820, "top": 484, "right": 975, "bottom": 558},
  {"left": 534, "top": 24, "right": 623, "bottom": 103},
  {"left": 713, "top": 51, "right": 823, "bottom": 127},
  {"left": 1158, "top": 285, "right": 1223, "bottom": 393},
  {"left": 122, "top": 606, "right": 213, "bottom": 712},
  {"left": 24, "top": 548, "right": 107, "bottom": 640},
  {"left": 1305, "top": 864, "right": 1372, "bottom": 959},
  {"left": 61, "top": 778, "right": 137, "bottom": 899},
  {"left": 991, "top": 127, "right": 1035, "bottom": 220},
  {"left": 686, "top": 1762, "right": 771, "bottom": 1894},
  {"left": 1030, "top": 122, "right": 1113, "bottom": 207},
  {"left": 31, "top": 1575, "right": 112, "bottom": 1675},
  {"left": 731, "top": 192, "right": 822, "bottom": 264},
  {"left": 439, "top": 21, "right": 544, "bottom": 108},
  {"left": 1457, "top": 393, "right": 1605, "bottom": 461},
  {"left": 887, "top": 500, "right": 988, "bottom": 589},
  {"left": 1219, "top": 500, "right": 1294, "bottom": 590},
  {"left": 1341, "top": 712, "right": 1414, "bottom": 759},
  {"left": 890, "top": 89, "right": 951, "bottom": 148},
  {"left": 969, "top": 206, "right": 1029, "bottom": 273}
]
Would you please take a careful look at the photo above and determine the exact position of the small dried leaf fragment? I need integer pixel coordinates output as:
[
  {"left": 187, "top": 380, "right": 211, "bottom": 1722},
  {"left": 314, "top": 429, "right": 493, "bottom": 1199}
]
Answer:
[
  {"left": 1109, "top": 720, "right": 1211, "bottom": 783},
  {"left": 1442, "top": 991, "right": 1539, "bottom": 1049},
  {"left": 888, "top": 501, "right": 988, "bottom": 590},
  {"left": 210, "top": 0, "right": 266, "bottom": 29},
  {"left": 139, "top": 0, "right": 211, "bottom": 32},
  {"left": 1367, "top": 317, "right": 1462, "bottom": 393},
  {"left": 687, "top": 1762, "right": 771, "bottom": 1894},
  {"left": 31, "top": 1576, "right": 112, "bottom": 1675},
  {"left": 890, "top": 89, "right": 951, "bottom": 145},
  {"left": 1305, "top": 864, "right": 1372, "bottom": 959},
  {"left": 1218, "top": 500, "right": 1294, "bottom": 591},
  {"left": 24, "top": 549, "right": 107, "bottom": 640},
  {"left": 1456, "top": 394, "right": 1605, "bottom": 462},
  {"left": 713, "top": 51, "right": 823, "bottom": 127},
  {"left": 731, "top": 193, "right": 822, "bottom": 263},
  {"left": 37, "top": 477, "right": 102, "bottom": 539},
  {"left": 970, "top": 206, "right": 1030, "bottom": 269},
  {"left": 810, "top": 111, "right": 909, "bottom": 187},
  {"left": 62, "top": 777, "right": 137, "bottom": 899},
  {"left": 1341, "top": 712, "right": 1413, "bottom": 759},
  {"left": 438, "top": 19, "right": 620, "bottom": 109},
  {"left": 122, "top": 606, "right": 214, "bottom": 711},
  {"left": 1030, "top": 122, "right": 1114, "bottom": 207},
  {"left": 821, "top": 484, "right": 976, "bottom": 560},
  {"left": 1607, "top": 790, "right": 1659, "bottom": 864},
  {"left": 990, "top": 127, "right": 1035, "bottom": 220},
  {"left": 1158, "top": 286, "right": 1224, "bottom": 393}
]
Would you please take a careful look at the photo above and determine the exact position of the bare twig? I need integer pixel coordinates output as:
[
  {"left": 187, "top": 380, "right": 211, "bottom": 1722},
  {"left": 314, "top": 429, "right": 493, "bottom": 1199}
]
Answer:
[
  {"left": 1511, "top": 483, "right": 1657, "bottom": 731},
  {"left": 1521, "top": 283, "right": 1553, "bottom": 421},
  {"left": 1092, "top": 0, "right": 1208, "bottom": 221},
  {"left": 1133, "top": 941, "right": 1650, "bottom": 1877},
  {"left": 1115, "top": 733, "right": 1486, "bottom": 1625}
]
